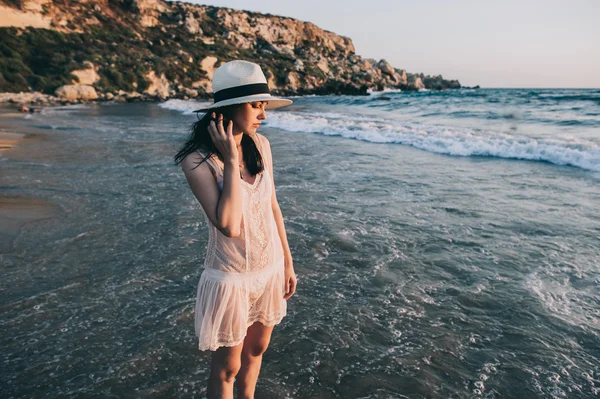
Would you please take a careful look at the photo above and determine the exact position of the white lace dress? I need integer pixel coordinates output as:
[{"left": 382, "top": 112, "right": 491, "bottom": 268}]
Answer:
[{"left": 194, "top": 138, "right": 287, "bottom": 351}]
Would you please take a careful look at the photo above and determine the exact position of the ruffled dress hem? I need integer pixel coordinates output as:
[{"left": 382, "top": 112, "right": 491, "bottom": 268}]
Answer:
[
  {"left": 194, "top": 265, "right": 287, "bottom": 352},
  {"left": 197, "top": 311, "right": 286, "bottom": 351}
]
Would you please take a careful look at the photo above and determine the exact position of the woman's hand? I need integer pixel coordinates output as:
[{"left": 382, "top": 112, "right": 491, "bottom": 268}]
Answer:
[
  {"left": 207, "top": 112, "right": 238, "bottom": 163},
  {"left": 283, "top": 259, "right": 297, "bottom": 300}
]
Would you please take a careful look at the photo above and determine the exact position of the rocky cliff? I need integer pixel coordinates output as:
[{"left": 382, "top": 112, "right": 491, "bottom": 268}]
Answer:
[{"left": 0, "top": 0, "right": 461, "bottom": 103}]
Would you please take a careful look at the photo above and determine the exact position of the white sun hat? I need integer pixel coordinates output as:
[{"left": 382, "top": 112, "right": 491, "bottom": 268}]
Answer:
[{"left": 193, "top": 60, "right": 293, "bottom": 113}]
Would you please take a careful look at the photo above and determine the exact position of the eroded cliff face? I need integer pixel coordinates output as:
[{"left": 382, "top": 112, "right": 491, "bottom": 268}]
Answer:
[{"left": 0, "top": 0, "right": 460, "bottom": 102}]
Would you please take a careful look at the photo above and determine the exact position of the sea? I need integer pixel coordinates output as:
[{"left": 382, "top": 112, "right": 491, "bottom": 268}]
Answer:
[{"left": 1, "top": 88, "right": 599, "bottom": 398}]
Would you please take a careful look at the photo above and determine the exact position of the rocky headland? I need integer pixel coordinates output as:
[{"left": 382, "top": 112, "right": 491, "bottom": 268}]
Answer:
[{"left": 0, "top": 0, "right": 462, "bottom": 105}]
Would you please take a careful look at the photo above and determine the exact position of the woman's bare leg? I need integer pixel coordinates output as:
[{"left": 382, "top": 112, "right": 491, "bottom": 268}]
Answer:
[
  {"left": 236, "top": 322, "right": 274, "bottom": 399},
  {"left": 207, "top": 342, "right": 244, "bottom": 399}
]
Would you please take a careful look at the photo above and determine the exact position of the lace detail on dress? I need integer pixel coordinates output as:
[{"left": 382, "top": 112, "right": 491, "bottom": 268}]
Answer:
[
  {"left": 243, "top": 173, "right": 272, "bottom": 271},
  {"left": 201, "top": 141, "right": 274, "bottom": 272}
]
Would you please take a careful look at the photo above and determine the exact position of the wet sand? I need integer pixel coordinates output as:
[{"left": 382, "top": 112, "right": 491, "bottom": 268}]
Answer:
[
  {"left": 0, "top": 131, "right": 26, "bottom": 151},
  {"left": 0, "top": 105, "right": 52, "bottom": 154},
  {"left": 0, "top": 108, "right": 30, "bottom": 151},
  {"left": 0, "top": 197, "right": 59, "bottom": 252},
  {"left": 0, "top": 106, "right": 58, "bottom": 252}
]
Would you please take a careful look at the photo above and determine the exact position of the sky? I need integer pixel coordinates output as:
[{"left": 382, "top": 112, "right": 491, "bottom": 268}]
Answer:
[{"left": 172, "top": 0, "right": 600, "bottom": 88}]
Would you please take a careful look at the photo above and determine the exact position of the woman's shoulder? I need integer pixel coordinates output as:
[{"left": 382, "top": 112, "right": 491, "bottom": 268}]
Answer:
[
  {"left": 181, "top": 150, "right": 200, "bottom": 167},
  {"left": 181, "top": 150, "right": 212, "bottom": 173},
  {"left": 181, "top": 151, "right": 222, "bottom": 188}
]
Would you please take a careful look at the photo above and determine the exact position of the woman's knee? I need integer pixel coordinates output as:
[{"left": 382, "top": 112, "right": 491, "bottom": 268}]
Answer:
[
  {"left": 213, "top": 359, "right": 241, "bottom": 382},
  {"left": 218, "top": 366, "right": 240, "bottom": 382},
  {"left": 243, "top": 322, "right": 274, "bottom": 357},
  {"left": 211, "top": 348, "right": 242, "bottom": 382},
  {"left": 243, "top": 339, "right": 270, "bottom": 357}
]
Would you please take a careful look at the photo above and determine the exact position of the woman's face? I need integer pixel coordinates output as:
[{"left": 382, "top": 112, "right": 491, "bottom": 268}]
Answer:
[{"left": 230, "top": 101, "right": 268, "bottom": 134}]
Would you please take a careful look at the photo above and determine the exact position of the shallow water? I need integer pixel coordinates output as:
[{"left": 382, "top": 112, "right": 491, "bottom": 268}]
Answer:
[{"left": 1, "top": 92, "right": 599, "bottom": 398}]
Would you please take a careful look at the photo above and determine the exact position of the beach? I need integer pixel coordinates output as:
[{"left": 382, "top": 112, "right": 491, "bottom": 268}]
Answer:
[{"left": 1, "top": 90, "right": 599, "bottom": 398}]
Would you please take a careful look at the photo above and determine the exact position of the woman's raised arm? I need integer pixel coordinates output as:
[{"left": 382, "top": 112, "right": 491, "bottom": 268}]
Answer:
[{"left": 181, "top": 118, "right": 243, "bottom": 237}]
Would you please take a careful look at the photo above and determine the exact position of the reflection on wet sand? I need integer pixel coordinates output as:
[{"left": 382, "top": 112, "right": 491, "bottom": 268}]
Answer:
[
  {"left": 0, "top": 131, "right": 25, "bottom": 151},
  {"left": 0, "top": 197, "right": 59, "bottom": 252}
]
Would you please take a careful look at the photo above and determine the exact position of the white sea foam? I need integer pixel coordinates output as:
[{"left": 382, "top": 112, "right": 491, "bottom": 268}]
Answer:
[
  {"left": 40, "top": 103, "right": 91, "bottom": 115},
  {"left": 158, "top": 99, "right": 211, "bottom": 114},
  {"left": 367, "top": 88, "right": 403, "bottom": 95},
  {"left": 525, "top": 272, "right": 599, "bottom": 332},
  {"left": 264, "top": 111, "right": 600, "bottom": 172}
]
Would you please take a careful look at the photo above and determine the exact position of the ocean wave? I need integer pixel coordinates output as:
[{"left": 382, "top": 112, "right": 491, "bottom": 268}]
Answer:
[
  {"left": 367, "top": 88, "right": 403, "bottom": 95},
  {"left": 265, "top": 111, "right": 600, "bottom": 172},
  {"left": 537, "top": 93, "right": 600, "bottom": 104},
  {"left": 525, "top": 272, "right": 599, "bottom": 332},
  {"left": 158, "top": 99, "right": 212, "bottom": 114},
  {"left": 39, "top": 103, "right": 91, "bottom": 115}
]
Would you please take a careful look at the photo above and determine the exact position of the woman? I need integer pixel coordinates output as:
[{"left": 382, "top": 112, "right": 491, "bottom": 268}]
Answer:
[{"left": 174, "top": 60, "right": 297, "bottom": 399}]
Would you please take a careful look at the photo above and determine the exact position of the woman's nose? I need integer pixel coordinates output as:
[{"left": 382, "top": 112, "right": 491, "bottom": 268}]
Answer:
[{"left": 258, "top": 109, "right": 266, "bottom": 120}]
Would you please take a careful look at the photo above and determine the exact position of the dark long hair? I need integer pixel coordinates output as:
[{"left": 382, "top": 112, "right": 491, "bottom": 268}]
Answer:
[{"left": 174, "top": 105, "right": 264, "bottom": 175}]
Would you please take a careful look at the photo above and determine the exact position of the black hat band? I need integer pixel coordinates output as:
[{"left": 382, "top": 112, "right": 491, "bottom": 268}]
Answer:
[{"left": 214, "top": 83, "right": 270, "bottom": 103}]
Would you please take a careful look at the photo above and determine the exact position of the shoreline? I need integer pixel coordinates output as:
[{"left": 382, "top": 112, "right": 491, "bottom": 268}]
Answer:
[{"left": 0, "top": 84, "right": 471, "bottom": 109}]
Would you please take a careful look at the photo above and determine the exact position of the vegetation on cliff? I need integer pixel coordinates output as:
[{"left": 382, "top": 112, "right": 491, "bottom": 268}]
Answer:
[{"left": 0, "top": 0, "right": 461, "bottom": 100}]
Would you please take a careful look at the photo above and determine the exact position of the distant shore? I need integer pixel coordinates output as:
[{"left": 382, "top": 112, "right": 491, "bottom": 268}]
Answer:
[{"left": 0, "top": 82, "right": 473, "bottom": 110}]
